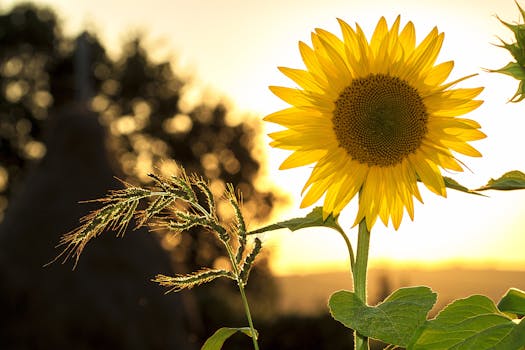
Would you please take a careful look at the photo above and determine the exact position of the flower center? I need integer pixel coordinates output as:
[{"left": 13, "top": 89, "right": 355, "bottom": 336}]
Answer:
[{"left": 332, "top": 74, "right": 428, "bottom": 167}]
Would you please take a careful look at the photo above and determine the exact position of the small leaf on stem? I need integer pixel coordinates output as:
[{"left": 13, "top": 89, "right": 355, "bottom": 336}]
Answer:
[
  {"left": 201, "top": 327, "right": 258, "bottom": 350},
  {"left": 476, "top": 170, "right": 525, "bottom": 191},
  {"left": 498, "top": 288, "right": 525, "bottom": 316},
  {"left": 248, "top": 207, "right": 342, "bottom": 235},
  {"left": 443, "top": 176, "right": 485, "bottom": 196}
]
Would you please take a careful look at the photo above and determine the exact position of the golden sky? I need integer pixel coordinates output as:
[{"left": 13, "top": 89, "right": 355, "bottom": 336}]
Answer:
[{"left": 4, "top": 0, "right": 525, "bottom": 275}]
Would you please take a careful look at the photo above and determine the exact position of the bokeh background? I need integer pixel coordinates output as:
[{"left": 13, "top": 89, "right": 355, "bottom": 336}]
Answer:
[{"left": 0, "top": 1, "right": 524, "bottom": 349}]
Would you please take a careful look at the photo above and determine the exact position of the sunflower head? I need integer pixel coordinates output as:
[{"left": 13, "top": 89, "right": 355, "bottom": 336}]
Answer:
[
  {"left": 265, "top": 16, "right": 485, "bottom": 230},
  {"left": 491, "top": 1, "right": 525, "bottom": 102}
]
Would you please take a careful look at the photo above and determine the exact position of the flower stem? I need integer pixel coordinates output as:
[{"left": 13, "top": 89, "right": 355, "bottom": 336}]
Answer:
[
  {"left": 353, "top": 219, "right": 371, "bottom": 350},
  {"left": 237, "top": 280, "right": 260, "bottom": 350},
  {"left": 335, "top": 224, "right": 355, "bottom": 275},
  {"left": 224, "top": 243, "right": 260, "bottom": 350}
]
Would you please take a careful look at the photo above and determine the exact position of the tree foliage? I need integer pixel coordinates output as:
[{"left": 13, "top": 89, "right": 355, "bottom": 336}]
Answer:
[{"left": 0, "top": 3, "right": 279, "bottom": 348}]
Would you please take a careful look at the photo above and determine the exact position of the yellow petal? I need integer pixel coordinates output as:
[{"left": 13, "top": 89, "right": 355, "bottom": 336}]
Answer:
[
  {"left": 301, "top": 175, "right": 334, "bottom": 207},
  {"left": 280, "top": 149, "right": 327, "bottom": 169},
  {"left": 324, "top": 160, "right": 366, "bottom": 214},
  {"left": 264, "top": 107, "right": 325, "bottom": 126},
  {"left": 269, "top": 85, "right": 334, "bottom": 110},
  {"left": 399, "top": 21, "right": 416, "bottom": 54},
  {"left": 269, "top": 129, "right": 338, "bottom": 150},
  {"left": 302, "top": 148, "right": 349, "bottom": 190},
  {"left": 436, "top": 153, "right": 464, "bottom": 172},
  {"left": 424, "top": 61, "right": 454, "bottom": 87},
  {"left": 316, "top": 33, "right": 353, "bottom": 84},
  {"left": 404, "top": 31, "right": 444, "bottom": 80},
  {"left": 410, "top": 155, "right": 446, "bottom": 196},
  {"left": 370, "top": 17, "right": 389, "bottom": 56},
  {"left": 278, "top": 67, "right": 325, "bottom": 94},
  {"left": 441, "top": 139, "right": 483, "bottom": 157},
  {"left": 298, "top": 41, "right": 328, "bottom": 85},
  {"left": 332, "top": 163, "right": 368, "bottom": 214}
]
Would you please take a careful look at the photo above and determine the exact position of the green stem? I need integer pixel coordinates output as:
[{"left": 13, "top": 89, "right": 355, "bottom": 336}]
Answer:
[
  {"left": 224, "top": 243, "right": 260, "bottom": 350},
  {"left": 353, "top": 218, "right": 371, "bottom": 350},
  {"left": 335, "top": 225, "right": 355, "bottom": 274},
  {"left": 237, "top": 280, "right": 260, "bottom": 350}
]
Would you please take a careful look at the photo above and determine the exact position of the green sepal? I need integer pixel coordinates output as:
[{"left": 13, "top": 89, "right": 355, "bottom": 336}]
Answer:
[
  {"left": 489, "top": 61, "right": 525, "bottom": 101},
  {"left": 498, "top": 288, "right": 525, "bottom": 316},
  {"left": 490, "top": 61, "right": 525, "bottom": 80},
  {"left": 502, "top": 1, "right": 525, "bottom": 48},
  {"left": 492, "top": 1, "right": 525, "bottom": 102},
  {"left": 201, "top": 327, "right": 258, "bottom": 350},
  {"left": 328, "top": 286, "right": 437, "bottom": 347},
  {"left": 248, "top": 206, "right": 343, "bottom": 235},
  {"left": 408, "top": 295, "right": 525, "bottom": 350},
  {"left": 476, "top": 170, "right": 525, "bottom": 191},
  {"left": 512, "top": 80, "right": 525, "bottom": 102}
]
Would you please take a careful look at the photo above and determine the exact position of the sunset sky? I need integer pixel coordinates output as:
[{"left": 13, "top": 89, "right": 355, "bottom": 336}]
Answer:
[{"left": 4, "top": 0, "right": 525, "bottom": 275}]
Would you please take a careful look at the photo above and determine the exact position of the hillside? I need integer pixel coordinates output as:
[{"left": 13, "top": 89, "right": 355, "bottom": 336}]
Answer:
[{"left": 276, "top": 268, "right": 525, "bottom": 315}]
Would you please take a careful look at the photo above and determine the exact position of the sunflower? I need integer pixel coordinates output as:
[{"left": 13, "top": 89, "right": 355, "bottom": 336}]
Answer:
[{"left": 265, "top": 16, "right": 485, "bottom": 230}]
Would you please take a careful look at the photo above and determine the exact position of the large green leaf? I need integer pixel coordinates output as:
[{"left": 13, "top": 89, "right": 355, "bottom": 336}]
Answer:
[
  {"left": 201, "top": 327, "right": 257, "bottom": 350},
  {"left": 248, "top": 206, "right": 343, "bottom": 235},
  {"left": 329, "top": 286, "right": 437, "bottom": 347},
  {"left": 409, "top": 295, "right": 525, "bottom": 350},
  {"left": 476, "top": 171, "right": 525, "bottom": 191},
  {"left": 491, "top": 319, "right": 525, "bottom": 350},
  {"left": 498, "top": 288, "right": 525, "bottom": 316}
]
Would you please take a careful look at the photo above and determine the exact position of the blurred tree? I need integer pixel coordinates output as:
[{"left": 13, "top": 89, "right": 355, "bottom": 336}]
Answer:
[
  {"left": 94, "top": 35, "right": 280, "bottom": 342},
  {"left": 0, "top": 2, "right": 279, "bottom": 349},
  {"left": 0, "top": 3, "right": 58, "bottom": 220}
]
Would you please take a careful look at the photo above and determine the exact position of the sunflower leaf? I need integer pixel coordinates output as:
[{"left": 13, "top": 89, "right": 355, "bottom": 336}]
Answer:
[
  {"left": 408, "top": 295, "right": 525, "bottom": 350},
  {"left": 493, "top": 319, "right": 525, "bottom": 350},
  {"left": 476, "top": 170, "right": 525, "bottom": 191},
  {"left": 328, "top": 286, "right": 436, "bottom": 347},
  {"left": 201, "top": 327, "right": 258, "bottom": 350},
  {"left": 443, "top": 176, "right": 485, "bottom": 196},
  {"left": 247, "top": 206, "right": 343, "bottom": 235},
  {"left": 498, "top": 288, "right": 525, "bottom": 316}
]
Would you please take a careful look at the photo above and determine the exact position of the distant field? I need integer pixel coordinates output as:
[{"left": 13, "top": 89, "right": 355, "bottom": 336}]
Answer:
[{"left": 276, "top": 268, "right": 525, "bottom": 315}]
